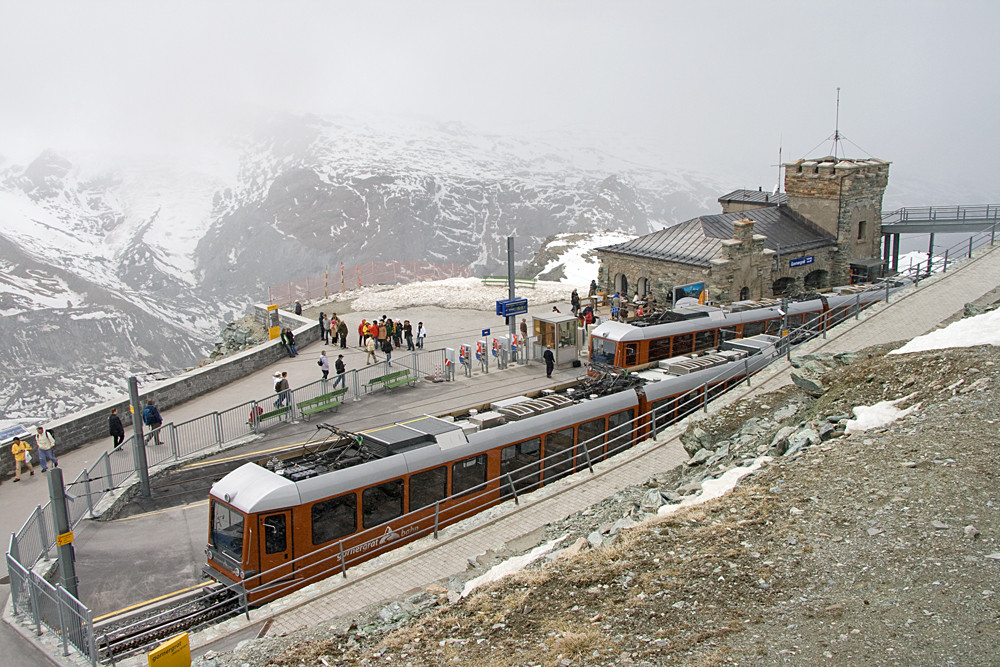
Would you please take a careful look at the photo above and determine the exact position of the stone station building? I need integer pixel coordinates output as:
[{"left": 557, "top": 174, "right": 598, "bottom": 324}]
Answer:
[{"left": 596, "top": 156, "right": 890, "bottom": 304}]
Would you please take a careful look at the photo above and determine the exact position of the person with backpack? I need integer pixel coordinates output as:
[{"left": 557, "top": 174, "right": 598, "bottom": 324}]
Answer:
[
  {"left": 142, "top": 399, "right": 163, "bottom": 445},
  {"left": 273, "top": 372, "right": 290, "bottom": 407},
  {"left": 35, "top": 426, "right": 58, "bottom": 472}
]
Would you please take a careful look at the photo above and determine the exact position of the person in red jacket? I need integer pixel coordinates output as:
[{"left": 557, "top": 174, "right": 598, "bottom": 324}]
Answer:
[{"left": 358, "top": 319, "right": 367, "bottom": 347}]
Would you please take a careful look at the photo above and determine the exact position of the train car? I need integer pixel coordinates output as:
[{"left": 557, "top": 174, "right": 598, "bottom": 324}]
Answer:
[
  {"left": 204, "top": 336, "right": 782, "bottom": 605},
  {"left": 589, "top": 283, "right": 901, "bottom": 371}
]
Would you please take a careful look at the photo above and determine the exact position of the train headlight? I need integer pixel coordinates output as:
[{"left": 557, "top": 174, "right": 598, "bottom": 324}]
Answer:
[
  {"left": 206, "top": 549, "right": 214, "bottom": 561},
  {"left": 235, "top": 568, "right": 244, "bottom": 578}
]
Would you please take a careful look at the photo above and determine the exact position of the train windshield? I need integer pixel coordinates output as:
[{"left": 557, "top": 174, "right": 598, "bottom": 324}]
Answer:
[
  {"left": 590, "top": 336, "right": 616, "bottom": 365},
  {"left": 210, "top": 500, "right": 245, "bottom": 567}
]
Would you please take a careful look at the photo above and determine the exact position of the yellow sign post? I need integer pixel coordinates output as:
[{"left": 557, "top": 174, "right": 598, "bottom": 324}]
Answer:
[
  {"left": 266, "top": 304, "right": 281, "bottom": 341},
  {"left": 147, "top": 632, "right": 190, "bottom": 667}
]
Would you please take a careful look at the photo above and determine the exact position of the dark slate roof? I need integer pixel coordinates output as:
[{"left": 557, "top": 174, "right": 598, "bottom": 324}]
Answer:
[
  {"left": 598, "top": 205, "right": 836, "bottom": 268},
  {"left": 718, "top": 189, "right": 787, "bottom": 206}
]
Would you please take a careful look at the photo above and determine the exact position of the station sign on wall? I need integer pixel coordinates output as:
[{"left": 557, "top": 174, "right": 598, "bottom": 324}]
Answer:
[{"left": 789, "top": 255, "right": 815, "bottom": 268}]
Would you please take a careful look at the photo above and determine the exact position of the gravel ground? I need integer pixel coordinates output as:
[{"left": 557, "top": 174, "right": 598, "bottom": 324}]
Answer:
[{"left": 198, "top": 342, "right": 999, "bottom": 667}]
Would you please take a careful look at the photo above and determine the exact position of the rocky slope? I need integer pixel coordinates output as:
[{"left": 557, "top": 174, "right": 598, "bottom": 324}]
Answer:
[{"left": 199, "top": 340, "right": 999, "bottom": 666}]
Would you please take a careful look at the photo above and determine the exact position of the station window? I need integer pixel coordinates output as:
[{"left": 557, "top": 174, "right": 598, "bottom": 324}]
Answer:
[
  {"left": 311, "top": 494, "right": 357, "bottom": 545},
  {"left": 544, "top": 427, "right": 576, "bottom": 482},
  {"left": 363, "top": 479, "right": 404, "bottom": 529},
  {"left": 577, "top": 418, "right": 606, "bottom": 463},
  {"left": 500, "top": 438, "right": 541, "bottom": 497},
  {"left": 409, "top": 466, "right": 447, "bottom": 512},
  {"left": 452, "top": 455, "right": 487, "bottom": 497},
  {"left": 858, "top": 220, "right": 866, "bottom": 240},
  {"left": 262, "top": 514, "right": 287, "bottom": 555}
]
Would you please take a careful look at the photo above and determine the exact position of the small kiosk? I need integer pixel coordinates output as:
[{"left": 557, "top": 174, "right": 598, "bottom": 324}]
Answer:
[{"left": 532, "top": 312, "right": 581, "bottom": 368}]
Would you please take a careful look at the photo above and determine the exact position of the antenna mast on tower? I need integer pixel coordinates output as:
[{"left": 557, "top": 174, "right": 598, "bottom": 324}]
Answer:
[{"left": 830, "top": 87, "right": 843, "bottom": 158}]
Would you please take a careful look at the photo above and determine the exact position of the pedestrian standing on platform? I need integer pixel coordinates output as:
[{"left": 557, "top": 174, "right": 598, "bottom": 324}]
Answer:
[
  {"left": 394, "top": 320, "right": 403, "bottom": 348},
  {"left": 333, "top": 354, "right": 347, "bottom": 389},
  {"left": 35, "top": 426, "right": 58, "bottom": 472},
  {"left": 319, "top": 313, "right": 329, "bottom": 344},
  {"left": 11, "top": 436, "right": 33, "bottom": 481},
  {"left": 382, "top": 337, "right": 393, "bottom": 366},
  {"left": 520, "top": 318, "right": 528, "bottom": 341},
  {"left": 571, "top": 289, "right": 580, "bottom": 316},
  {"left": 294, "top": 300, "right": 302, "bottom": 316},
  {"left": 338, "top": 319, "right": 348, "bottom": 348},
  {"left": 365, "top": 336, "right": 377, "bottom": 365},
  {"left": 274, "top": 372, "right": 290, "bottom": 408},
  {"left": 109, "top": 407, "right": 125, "bottom": 451},
  {"left": 142, "top": 399, "right": 164, "bottom": 445},
  {"left": 416, "top": 322, "right": 426, "bottom": 349},
  {"left": 404, "top": 320, "right": 414, "bottom": 350},
  {"left": 376, "top": 320, "right": 387, "bottom": 350},
  {"left": 543, "top": 348, "right": 555, "bottom": 378},
  {"left": 319, "top": 350, "right": 330, "bottom": 380},
  {"left": 358, "top": 320, "right": 366, "bottom": 347}
]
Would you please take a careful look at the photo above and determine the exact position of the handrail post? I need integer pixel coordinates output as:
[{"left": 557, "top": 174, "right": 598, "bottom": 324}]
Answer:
[
  {"left": 433, "top": 501, "right": 440, "bottom": 539},
  {"left": 215, "top": 412, "right": 224, "bottom": 448},
  {"left": 37, "top": 505, "right": 50, "bottom": 561},
  {"left": 581, "top": 440, "right": 594, "bottom": 473},
  {"left": 81, "top": 469, "right": 95, "bottom": 519},
  {"left": 339, "top": 541, "right": 347, "bottom": 578},
  {"left": 969, "top": 236, "right": 974, "bottom": 258},
  {"left": 505, "top": 473, "right": 520, "bottom": 505},
  {"left": 28, "top": 572, "right": 42, "bottom": 636},
  {"left": 702, "top": 383, "right": 709, "bottom": 413},
  {"left": 56, "top": 586, "right": 69, "bottom": 656},
  {"left": 105, "top": 450, "right": 114, "bottom": 490},
  {"left": 943, "top": 249, "right": 949, "bottom": 273},
  {"left": 171, "top": 426, "right": 179, "bottom": 460},
  {"left": 744, "top": 358, "right": 751, "bottom": 386}
]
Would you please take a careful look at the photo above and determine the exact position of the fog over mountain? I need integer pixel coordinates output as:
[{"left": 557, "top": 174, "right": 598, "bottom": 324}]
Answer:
[{"left": 1, "top": 1, "right": 997, "bottom": 422}]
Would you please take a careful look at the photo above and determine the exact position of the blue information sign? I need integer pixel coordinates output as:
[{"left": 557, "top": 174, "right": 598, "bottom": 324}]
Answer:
[
  {"left": 495, "top": 298, "right": 528, "bottom": 318},
  {"left": 789, "top": 255, "right": 815, "bottom": 268},
  {"left": 482, "top": 328, "right": 490, "bottom": 337}
]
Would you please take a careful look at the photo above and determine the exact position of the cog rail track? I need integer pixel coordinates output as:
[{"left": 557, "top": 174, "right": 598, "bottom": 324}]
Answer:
[{"left": 94, "top": 584, "right": 241, "bottom": 663}]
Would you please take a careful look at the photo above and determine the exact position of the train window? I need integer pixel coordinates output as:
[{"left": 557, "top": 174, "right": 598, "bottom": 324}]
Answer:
[
  {"left": 577, "top": 418, "right": 606, "bottom": 463},
  {"left": 500, "top": 438, "right": 541, "bottom": 498},
  {"left": 765, "top": 318, "right": 783, "bottom": 335},
  {"left": 311, "top": 494, "right": 357, "bottom": 545},
  {"left": 742, "top": 320, "right": 765, "bottom": 337},
  {"left": 694, "top": 328, "right": 716, "bottom": 352},
  {"left": 210, "top": 501, "right": 245, "bottom": 565},
  {"left": 624, "top": 343, "right": 638, "bottom": 367},
  {"left": 409, "top": 466, "right": 447, "bottom": 512},
  {"left": 544, "top": 427, "right": 575, "bottom": 482},
  {"left": 363, "top": 479, "right": 404, "bottom": 529},
  {"left": 262, "top": 514, "right": 286, "bottom": 555},
  {"left": 590, "top": 337, "right": 616, "bottom": 365},
  {"left": 786, "top": 314, "right": 804, "bottom": 328},
  {"left": 672, "top": 332, "right": 694, "bottom": 355},
  {"left": 452, "top": 455, "right": 487, "bottom": 497},
  {"left": 648, "top": 337, "right": 671, "bottom": 363},
  {"left": 607, "top": 409, "right": 635, "bottom": 455},
  {"left": 650, "top": 398, "right": 678, "bottom": 435}
]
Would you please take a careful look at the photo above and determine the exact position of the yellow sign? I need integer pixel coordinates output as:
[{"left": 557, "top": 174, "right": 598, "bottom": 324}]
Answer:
[
  {"left": 267, "top": 304, "right": 281, "bottom": 340},
  {"left": 56, "top": 531, "right": 74, "bottom": 547},
  {"left": 147, "top": 633, "right": 191, "bottom": 667}
]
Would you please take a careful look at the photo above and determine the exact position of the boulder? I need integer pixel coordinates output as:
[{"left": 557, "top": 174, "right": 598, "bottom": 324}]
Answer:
[
  {"left": 769, "top": 425, "right": 796, "bottom": 455},
  {"left": 784, "top": 428, "right": 821, "bottom": 456},
  {"left": 686, "top": 448, "right": 714, "bottom": 466},
  {"left": 791, "top": 370, "right": 827, "bottom": 397},
  {"left": 640, "top": 488, "right": 665, "bottom": 513},
  {"left": 680, "top": 425, "right": 714, "bottom": 456}
]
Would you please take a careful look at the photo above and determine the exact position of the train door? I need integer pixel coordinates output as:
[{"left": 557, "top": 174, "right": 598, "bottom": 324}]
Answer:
[{"left": 257, "top": 510, "right": 294, "bottom": 586}]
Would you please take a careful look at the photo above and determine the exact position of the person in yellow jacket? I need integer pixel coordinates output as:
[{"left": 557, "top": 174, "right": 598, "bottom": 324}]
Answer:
[{"left": 11, "top": 436, "right": 34, "bottom": 481}]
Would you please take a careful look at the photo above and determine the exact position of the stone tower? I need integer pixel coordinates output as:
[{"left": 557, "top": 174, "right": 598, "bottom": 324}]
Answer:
[{"left": 783, "top": 156, "right": 890, "bottom": 284}]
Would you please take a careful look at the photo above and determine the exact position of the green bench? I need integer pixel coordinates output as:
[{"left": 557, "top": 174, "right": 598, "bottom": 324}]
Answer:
[
  {"left": 248, "top": 405, "right": 290, "bottom": 427},
  {"left": 297, "top": 387, "right": 348, "bottom": 420},
  {"left": 364, "top": 369, "right": 416, "bottom": 393}
]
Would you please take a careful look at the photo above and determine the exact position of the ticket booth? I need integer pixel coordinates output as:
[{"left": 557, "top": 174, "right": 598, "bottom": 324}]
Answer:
[{"left": 532, "top": 313, "right": 581, "bottom": 368}]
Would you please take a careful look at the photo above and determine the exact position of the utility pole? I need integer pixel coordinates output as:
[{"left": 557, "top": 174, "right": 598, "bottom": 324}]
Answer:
[
  {"left": 507, "top": 236, "right": 517, "bottom": 361},
  {"left": 128, "top": 376, "right": 152, "bottom": 498},
  {"left": 48, "top": 468, "right": 79, "bottom": 598}
]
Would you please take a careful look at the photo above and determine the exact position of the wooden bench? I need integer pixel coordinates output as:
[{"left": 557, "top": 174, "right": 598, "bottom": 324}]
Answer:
[
  {"left": 296, "top": 387, "right": 348, "bottom": 421},
  {"left": 364, "top": 369, "right": 416, "bottom": 393},
  {"left": 248, "top": 405, "right": 290, "bottom": 427}
]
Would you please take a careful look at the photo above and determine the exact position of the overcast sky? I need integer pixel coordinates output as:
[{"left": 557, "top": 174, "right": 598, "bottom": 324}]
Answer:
[{"left": 2, "top": 1, "right": 998, "bottom": 202}]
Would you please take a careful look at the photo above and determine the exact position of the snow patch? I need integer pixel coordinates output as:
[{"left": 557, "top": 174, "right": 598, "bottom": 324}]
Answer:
[
  {"left": 844, "top": 395, "right": 920, "bottom": 434},
  {"left": 890, "top": 308, "right": 1000, "bottom": 355},
  {"left": 461, "top": 535, "right": 568, "bottom": 598},
  {"left": 657, "top": 456, "right": 771, "bottom": 517}
]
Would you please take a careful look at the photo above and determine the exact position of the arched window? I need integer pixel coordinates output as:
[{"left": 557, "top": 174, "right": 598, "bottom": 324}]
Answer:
[
  {"left": 615, "top": 274, "right": 629, "bottom": 296},
  {"left": 804, "top": 270, "right": 829, "bottom": 290},
  {"left": 772, "top": 277, "right": 797, "bottom": 297},
  {"left": 739, "top": 286, "right": 750, "bottom": 301}
]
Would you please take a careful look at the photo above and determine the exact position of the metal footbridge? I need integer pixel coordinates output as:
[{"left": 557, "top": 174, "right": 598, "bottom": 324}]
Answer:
[{"left": 881, "top": 205, "right": 1000, "bottom": 233}]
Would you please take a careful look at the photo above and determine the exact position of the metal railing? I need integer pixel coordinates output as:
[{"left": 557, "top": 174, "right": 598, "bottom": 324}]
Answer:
[
  {"left": 7, "top": 554, "right": 96, "bottom": 665},
  {"left": 891, "top": 222, "right": 998, "bottom": 279},
  {"left": 882, "top": 204, "right": 1000, "bottom": 224}
]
